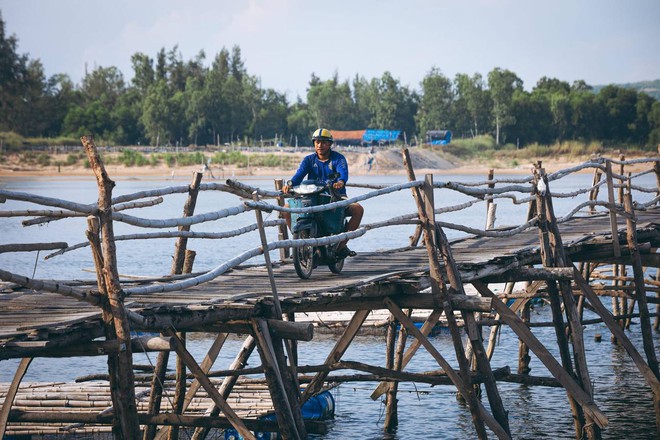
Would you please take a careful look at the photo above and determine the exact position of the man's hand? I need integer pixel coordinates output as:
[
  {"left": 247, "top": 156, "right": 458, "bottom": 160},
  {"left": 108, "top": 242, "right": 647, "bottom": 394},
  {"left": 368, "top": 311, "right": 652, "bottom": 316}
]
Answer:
[
  {"left": 333, "top": 180, "right": 345, "bottom": 190},
  {"left": 282, "top": 185, "right": 291, "bottom": 194}
]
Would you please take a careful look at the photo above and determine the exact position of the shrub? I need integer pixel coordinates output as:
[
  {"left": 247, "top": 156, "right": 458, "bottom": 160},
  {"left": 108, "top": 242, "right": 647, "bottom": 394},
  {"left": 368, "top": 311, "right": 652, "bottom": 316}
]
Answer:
[
  {"left": 119, "top": 149, "right": 148, "bottom": 167},
  {"left": 66, "top": 154, "right": 78, "bottom": 166},
  {"left": 36, "top": 153, "right": 51, "bottom": 166}
]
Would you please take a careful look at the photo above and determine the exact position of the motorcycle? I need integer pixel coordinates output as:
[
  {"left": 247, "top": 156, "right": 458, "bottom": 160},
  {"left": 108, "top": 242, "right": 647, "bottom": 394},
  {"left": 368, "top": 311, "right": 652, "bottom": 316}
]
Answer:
[{"left": 287, "top": 174, "right": 348, "bottom": 279}]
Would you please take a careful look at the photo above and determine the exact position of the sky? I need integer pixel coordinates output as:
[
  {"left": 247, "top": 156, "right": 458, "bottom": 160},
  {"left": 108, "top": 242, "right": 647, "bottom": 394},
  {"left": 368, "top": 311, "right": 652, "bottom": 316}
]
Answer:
[{"left": 1, "top": 0, "right": 659, "bottom": 100}]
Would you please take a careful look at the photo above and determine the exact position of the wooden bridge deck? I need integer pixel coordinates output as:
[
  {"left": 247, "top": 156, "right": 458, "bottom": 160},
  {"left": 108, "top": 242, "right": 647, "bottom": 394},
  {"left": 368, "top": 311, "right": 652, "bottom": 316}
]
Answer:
[{"left": 2, "top": 207, "right": 660, "bottom": 355}]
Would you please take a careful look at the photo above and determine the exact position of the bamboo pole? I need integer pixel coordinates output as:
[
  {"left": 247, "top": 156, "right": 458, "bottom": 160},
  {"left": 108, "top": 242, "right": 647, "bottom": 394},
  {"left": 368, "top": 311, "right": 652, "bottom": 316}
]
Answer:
[{"left": 81, "top": 134, "right": 141, "bottom": 440}]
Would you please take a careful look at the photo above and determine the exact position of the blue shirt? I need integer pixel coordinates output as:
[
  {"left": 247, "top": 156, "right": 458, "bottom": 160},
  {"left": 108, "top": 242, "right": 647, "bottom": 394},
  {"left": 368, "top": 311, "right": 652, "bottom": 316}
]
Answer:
[{"left": 290, "top": 150, "right": 349, "bottom": 196}]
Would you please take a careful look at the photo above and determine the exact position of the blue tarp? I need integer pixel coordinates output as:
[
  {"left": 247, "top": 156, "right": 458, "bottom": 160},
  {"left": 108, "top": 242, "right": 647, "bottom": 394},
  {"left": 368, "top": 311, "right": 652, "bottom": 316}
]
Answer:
[
  {"left": 426, "top": 130, "right": 452, "bottom": 145},
  {"left": 363, "top": 129, "right": 401, "bottom": 143}
]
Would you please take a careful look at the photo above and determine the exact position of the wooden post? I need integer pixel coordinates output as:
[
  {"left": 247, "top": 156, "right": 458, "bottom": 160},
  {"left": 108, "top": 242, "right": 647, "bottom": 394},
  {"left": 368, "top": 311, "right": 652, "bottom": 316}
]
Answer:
[
  {"left": 251, "top": 319, "right": 303, "bottom": 440},
  {"left": 533, "top": 166, "right": 600, "bottom": 439},
  {"left": 518, "top": 300, "right": 532, "bottom": 374},
  {"left": 171, "top": 172, "right": 203, "bottom": 275},
  {"left": 252, "top": 192, "right": 306, "bottom": 439},
  {"left": 408, "top": 172, "right": 496, "bottom": 439},
  {"left": 274, "top": 179, "right": 290, "bottom": 260},
  {"left": 142, "top": 347, "right": 169, "bottom": 440},
  {"left": 623, "top": 186, "right": 660, "bottom": 378},
  {"left": 485, "top": 169, "right": 497, "bottom": 230},
  {"left": 86, "top": 216, "right": 122, "bottom": 438},
  {"left": 81, "top": 135, "right": 141, "bottom": 440},
  {"left": 588, "top": 167, "right": 602, "bottom": 214},
  {"left": 384, "top": 311, "right": 409, "bottom": 432},
  {"left": 402, "top": 149, "right": 423, "bottom": 247}
]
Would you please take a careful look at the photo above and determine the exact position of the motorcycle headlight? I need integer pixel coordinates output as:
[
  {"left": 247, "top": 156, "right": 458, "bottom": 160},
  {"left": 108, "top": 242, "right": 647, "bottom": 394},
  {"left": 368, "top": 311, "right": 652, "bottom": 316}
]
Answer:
[{"left": 295, "top": 183, "right": 322, "bottom": 195}]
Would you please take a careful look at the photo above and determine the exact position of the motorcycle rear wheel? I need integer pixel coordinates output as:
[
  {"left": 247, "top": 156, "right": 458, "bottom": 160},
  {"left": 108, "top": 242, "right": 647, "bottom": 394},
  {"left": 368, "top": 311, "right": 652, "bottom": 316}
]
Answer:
[{"left": 293, "top": 231, "right": 314, "bottom": 279}]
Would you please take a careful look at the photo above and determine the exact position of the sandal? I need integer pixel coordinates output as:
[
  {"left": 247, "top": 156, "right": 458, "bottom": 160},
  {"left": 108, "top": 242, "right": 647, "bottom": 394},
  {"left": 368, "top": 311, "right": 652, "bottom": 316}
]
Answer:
[{"left": 337, "top": 246, "right": 357, "bottom": 259}]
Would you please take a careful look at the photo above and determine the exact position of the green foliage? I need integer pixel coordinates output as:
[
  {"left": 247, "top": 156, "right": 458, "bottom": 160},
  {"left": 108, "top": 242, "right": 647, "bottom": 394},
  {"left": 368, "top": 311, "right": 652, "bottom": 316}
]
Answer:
[
  {"left": 443, "top": 135, "right": 497, "bottom": 158},
  {"left": 212, "top": 151, "right": 248, "bottom": 167},
  {"left": 159, "top": 151, "right": 206, "bottom": 167},
  {"left": 119, "top": 149, "right": 149, "bottom": 167},
  {"left": 35, "top": 153, "right": 51, "bottom": 166},
  {"left": 1, "top": 12, "right": 659, "bottom": 153},
  {"left": 65, "top": 154, "right": 78, "bottom": 165}
]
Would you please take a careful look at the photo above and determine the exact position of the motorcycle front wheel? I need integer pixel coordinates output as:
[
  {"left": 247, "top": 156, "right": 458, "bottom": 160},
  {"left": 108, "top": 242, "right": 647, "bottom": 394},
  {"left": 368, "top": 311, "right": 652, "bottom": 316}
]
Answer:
[
  {"left": 293, "top": 231, "right": 314, "bottom": 279},
  {"left": 328, "top": 250, "right": 344, "bottom": 274}
]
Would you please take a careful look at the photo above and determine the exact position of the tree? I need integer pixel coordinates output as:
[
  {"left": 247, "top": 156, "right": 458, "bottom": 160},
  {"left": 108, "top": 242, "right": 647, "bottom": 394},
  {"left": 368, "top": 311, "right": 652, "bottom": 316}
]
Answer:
[
  {"left": 487, "top": 68, "right": 523, "bottom": 145},
  {"left": 416, "top": 68, "right": 453, "bottom": 140},
  {"left": 306, "top": 72, "right": 354, "bottom": 129},
  {"left": 454, "top": 73, "right": 491, "bottom": 138}
]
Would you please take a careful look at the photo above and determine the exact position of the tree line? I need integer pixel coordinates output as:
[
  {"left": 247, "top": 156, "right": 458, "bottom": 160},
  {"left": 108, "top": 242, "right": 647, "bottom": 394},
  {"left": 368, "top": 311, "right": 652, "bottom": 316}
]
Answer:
[{"left": 1, "top": 13, "right": 659, "bottom": 150}]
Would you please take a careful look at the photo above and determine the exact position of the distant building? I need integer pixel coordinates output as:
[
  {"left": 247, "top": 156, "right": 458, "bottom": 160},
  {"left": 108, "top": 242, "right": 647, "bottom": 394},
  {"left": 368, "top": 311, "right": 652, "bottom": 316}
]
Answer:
[
  {"left": 425, "top": 130, "right": 452, "bottom": 145},
  {"left": 330, "top": 129, "right": 402, "bottom": 147}
]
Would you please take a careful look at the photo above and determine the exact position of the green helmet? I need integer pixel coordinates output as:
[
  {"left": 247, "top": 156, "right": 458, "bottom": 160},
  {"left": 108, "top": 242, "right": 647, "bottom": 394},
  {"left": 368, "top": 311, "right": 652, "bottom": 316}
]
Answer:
[{"left": 311, "top": 128, "right": 333, "bottom": 144}]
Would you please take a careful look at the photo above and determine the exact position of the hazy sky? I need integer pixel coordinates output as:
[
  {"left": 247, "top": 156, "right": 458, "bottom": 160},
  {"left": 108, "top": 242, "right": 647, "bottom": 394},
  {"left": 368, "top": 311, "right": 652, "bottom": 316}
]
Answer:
[{"left": 1, "top": 0, "right": 658, "bottom": 99}]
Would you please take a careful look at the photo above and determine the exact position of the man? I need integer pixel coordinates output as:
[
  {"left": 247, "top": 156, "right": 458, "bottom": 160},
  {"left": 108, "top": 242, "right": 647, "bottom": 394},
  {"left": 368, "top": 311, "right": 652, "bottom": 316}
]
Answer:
[{"left": 283, "top": 128, "right": 364, "bottom": 258}]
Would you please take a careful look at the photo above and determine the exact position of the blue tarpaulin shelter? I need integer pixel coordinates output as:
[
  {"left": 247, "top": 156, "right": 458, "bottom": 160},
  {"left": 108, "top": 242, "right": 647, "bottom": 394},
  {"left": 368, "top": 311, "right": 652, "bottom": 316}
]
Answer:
[
  {"left": 426, "top": 130, "right": 452, "bottom": 145},
  {"left": 363, "top": 129, "right": 401, "bottom": 144}
]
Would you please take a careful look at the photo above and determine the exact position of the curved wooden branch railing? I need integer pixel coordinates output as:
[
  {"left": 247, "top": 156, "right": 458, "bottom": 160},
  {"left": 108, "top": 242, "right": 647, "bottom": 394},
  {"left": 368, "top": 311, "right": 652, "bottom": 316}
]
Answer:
[{"left": 1, "top": 155, "right": 659, "bottom": 302}]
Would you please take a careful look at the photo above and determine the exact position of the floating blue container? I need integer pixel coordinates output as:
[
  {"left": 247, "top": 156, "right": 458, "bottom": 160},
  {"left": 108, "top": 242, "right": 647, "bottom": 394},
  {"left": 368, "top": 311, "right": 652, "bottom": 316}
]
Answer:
[{"left": 224, "top": 390, "right": 335, "bottom": 440}]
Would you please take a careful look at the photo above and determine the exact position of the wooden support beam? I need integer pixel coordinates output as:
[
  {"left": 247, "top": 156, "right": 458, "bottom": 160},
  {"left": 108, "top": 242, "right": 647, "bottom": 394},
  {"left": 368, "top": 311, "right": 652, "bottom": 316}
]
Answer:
[
  {"left": 168, "top": 331, "right": 255, "bottom": 440},
  {"left": 384, "top": 298, "right": 511, "bottom": 439},
  {"left": 534, "top": 166, "right": 593, "bottom": 438},
  {"left": 472, "top": 280, "right": 608, "bottom": 429},
  {"left": 191, "top": 335, "right": 257, "bottom": 440},
  {"left": 7, "top": 410, "right": 328, "bottom": 435},
  {"left": 624, "top": 189, "right": 660, "bottom": 378},
  {"left": 153, "top": 333, "right": 228, "bottom": 440},
  {"left": 303, "top": 309, "right": 370, "bottom": 401},
  {"left": 370, "top": 309, "right": 443, "bottom": 400},
  {"left": 251, "top": 319, "right": 303, "bottom": 440},
  {"left": 0, "top": 242, "right": 68, "bottom": 253},
  {"left": 0, "top": 357, "right": 32, "bottom": 438}
]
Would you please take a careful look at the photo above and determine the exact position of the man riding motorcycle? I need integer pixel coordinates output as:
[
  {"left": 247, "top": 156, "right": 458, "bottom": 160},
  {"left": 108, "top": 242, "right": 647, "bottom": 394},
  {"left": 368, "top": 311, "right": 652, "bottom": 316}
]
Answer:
[{"left": 283, "top": 128, "right": 363, "bottom": 259}]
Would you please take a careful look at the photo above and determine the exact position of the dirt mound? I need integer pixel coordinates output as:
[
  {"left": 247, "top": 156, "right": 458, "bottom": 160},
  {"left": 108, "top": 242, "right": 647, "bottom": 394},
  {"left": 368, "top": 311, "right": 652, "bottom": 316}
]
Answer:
[{"left": 348, "top": 148, "right": 456, "bottom": 175}]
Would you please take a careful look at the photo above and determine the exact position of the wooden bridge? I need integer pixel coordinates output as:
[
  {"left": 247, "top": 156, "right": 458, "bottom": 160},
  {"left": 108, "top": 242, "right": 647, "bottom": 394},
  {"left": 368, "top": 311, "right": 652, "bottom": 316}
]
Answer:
[{"left": 1, "top": 138, "right": 660, "bottom": 439}]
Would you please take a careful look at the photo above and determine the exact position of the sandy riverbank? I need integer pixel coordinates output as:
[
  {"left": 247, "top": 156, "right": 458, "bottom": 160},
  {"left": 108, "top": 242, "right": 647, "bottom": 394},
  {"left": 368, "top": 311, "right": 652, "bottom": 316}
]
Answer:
[{"left": 0, "top": 148, "right": 646, "bottom": 180}]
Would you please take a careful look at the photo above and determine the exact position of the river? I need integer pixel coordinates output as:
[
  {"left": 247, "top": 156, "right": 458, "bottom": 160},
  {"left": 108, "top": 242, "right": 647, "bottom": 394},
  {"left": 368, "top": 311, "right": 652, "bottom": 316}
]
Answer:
[{"left": 1, "top": 173, "right": 658, "bottom": 439}]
